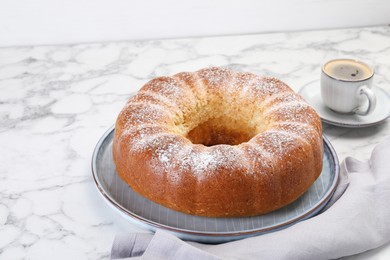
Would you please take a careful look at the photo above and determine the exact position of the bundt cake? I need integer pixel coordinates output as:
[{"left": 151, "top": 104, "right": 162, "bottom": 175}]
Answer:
[{"left": 113, "top": 67, "right": 324, "bottom": 217}]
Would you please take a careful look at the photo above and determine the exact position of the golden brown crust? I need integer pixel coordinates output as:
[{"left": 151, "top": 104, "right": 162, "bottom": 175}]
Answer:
[{"left": 113, "top": 67, "right": 323, "bottom": 217}]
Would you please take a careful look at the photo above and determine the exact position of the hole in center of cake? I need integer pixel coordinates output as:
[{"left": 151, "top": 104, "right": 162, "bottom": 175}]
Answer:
[{"left": 186, "top": 116, "right": 257, "bottom": 146}]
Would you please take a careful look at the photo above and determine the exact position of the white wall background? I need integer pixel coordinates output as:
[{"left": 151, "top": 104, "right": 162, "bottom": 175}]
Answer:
[{"left": 1, "top": 0, "right": 389, "bottom": 47}]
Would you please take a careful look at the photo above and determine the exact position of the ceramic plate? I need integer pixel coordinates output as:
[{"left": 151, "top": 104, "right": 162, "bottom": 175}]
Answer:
[
  {"left": 92, "top": 126, "right": 339, "bottom": 244},
  {"left": 299, "top": 81, "right": 390, "bottom": 128}
]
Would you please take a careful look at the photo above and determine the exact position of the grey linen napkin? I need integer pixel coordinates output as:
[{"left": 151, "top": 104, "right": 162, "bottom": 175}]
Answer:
[{"left": 111, "top": 137, "right": 390, "bottom": 260}]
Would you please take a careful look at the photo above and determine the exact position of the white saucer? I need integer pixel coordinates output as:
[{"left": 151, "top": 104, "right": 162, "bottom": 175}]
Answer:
[{"left": 298, "top": 81, "right": 390, "bottom": 128}]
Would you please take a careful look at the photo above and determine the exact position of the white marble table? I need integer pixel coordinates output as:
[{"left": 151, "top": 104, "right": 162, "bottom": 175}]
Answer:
[{"left": 1, "top": 25, "right": 390, "bottom": 259}]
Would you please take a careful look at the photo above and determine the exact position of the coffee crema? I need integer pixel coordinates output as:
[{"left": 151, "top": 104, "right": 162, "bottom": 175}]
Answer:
[{"left": 323, "top": 59, "right": 373, "bottom": 81}]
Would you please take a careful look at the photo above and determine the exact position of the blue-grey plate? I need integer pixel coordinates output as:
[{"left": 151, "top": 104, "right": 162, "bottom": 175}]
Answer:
[{"left": 92, "top": 126, "right": 339, "bottom": 244}]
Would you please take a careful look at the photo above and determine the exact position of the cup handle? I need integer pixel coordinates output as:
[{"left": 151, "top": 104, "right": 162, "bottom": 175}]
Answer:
[{"left": 353, "top": 86, "right": 377, "bottom": 115}]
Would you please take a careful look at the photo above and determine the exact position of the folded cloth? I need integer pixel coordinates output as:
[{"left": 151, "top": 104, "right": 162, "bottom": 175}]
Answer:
[{"left": 111, "top": 137, "right": 390, "bottom": 260}]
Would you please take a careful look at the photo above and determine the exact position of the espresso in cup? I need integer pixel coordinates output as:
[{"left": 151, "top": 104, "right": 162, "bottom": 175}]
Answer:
[
  {"left": 323, "top": 59, "right": 373, "bottom": 81},
  {"left": 321, "top": 59, "right": 376, "bottom": 115}
]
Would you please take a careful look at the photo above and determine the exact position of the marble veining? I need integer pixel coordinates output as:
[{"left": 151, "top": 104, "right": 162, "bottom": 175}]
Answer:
[{"left": 1, "top": 25, "right": 390, "bottom": 259}]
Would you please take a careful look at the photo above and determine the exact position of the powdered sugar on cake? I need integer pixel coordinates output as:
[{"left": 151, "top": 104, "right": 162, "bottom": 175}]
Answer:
[{"left": 118, "top": 67, "right": 321, "bottom": 182}]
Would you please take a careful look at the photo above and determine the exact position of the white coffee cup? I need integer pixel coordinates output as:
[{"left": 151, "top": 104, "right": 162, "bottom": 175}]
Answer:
[{"left": 321, "top": 59, "right": 376, "bottom": 115}]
